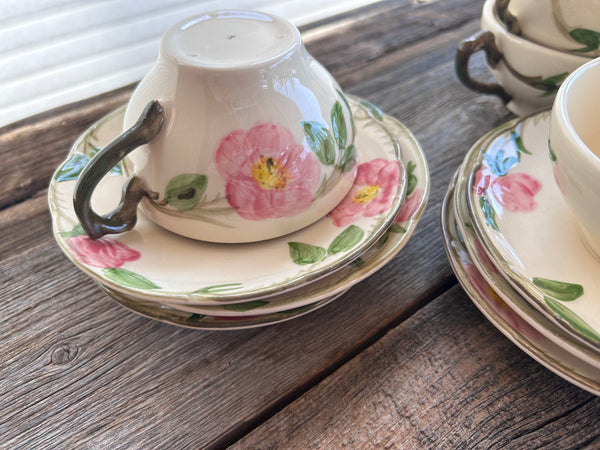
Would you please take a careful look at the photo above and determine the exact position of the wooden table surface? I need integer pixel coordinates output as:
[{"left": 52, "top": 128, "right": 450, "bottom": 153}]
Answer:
[{"left": 2, "top": 0, "right": 599, "bottom": 447}]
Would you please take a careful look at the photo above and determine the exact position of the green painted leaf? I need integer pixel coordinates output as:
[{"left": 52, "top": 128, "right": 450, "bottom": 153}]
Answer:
[
  {"left": 532, "top": 277, "right": 583, "bottom": 301},
  {"left": 539, "top": 72, "right": 569, "bottom": 88},
  {"left": 192, "top": 283, "right": 243, "bottom": 294},
  {"left": 511, "top": 130, "right": 531, "bottom": 156},
  {"left": 331, "top": 101, "right": 347, "bottom": 149},
  {"left": 544, "top": 296, "right": 600, "bottom": 343},
  {"left": 55, "top": 154, "right": 89, "bottom": 182},
  {"left": 339, "top": 144, "right": 358, "bottom": 172},
  {"left": 548, "top": 140, "right": 557, "bottom": 162},
  {"left": 59, "top": 223, "right": 85, "bottom": 238},
  {"left": 102, "top": 268, "right": 161, "bottom": 290},
  {"left": 479, "top": 196, "right": 499, "bottom": 231},
  {"left": 359, "top": 99, "right": 384, "bottom": 122},
  {"left": 302, "top": 121, "right": 336, "bottom": 165},
  {"left": 569, "top": 28, "right": 600, "bottom": 52},
  {"left": 223, "top": 300, "right": 269, "bottom": 312},
  {"left": 328, "top": 225, "right": 364, "bottom": 254},
  {"left": 336, "top": 89, "right": 356, "bottom": 135},
  {"left": 186, "top": 313, "right": 206, "bottom": 323},
  {"left": 406, "top": 161, "right": 417, "bottom": 196},
  {"left": 389, "top": 223, "right": 407, "bottom": 234},
  {"left": 164, "top": 174, "right": 208, "bottom": 210},
  {"left": 349, "top": 258, "right": 365, "bottom": 268},
  {"left": 288, "top": 242, "right": 327, "bottom": 265}
]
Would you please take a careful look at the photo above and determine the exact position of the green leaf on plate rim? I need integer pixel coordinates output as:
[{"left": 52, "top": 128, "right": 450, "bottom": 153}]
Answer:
[
  {"left": 59, "top": 223, "right": 85, "bottom": 238},
  {"left": 331, "top": 100, "right": 347, "bottom": 149},
  {"left": 479, "top": 196, "right": 499, "bottom": 231},
  {"left": 511, "top": 128, "right": 531, "bottom": 157},
  {"left": 164, "top": 174, "right": 208, "bottom": 211},
  {"left": 302, "top": 121, "right": 336, "bottom": 166},
  {"left": 328, "top": 225, "right": 364, "bottom": 255},
  {"left": 532, "top": 277, "right": 583, "bottom": 302},
  {"left": 389, "top": 223, "right": 407, "bottom": 234},
  {"left": 193, "top": 283, "right": 244, "bottom": 294},
  {"left": 544, "top": 296, "right": 600, "bottom": 343},
  {"left": 406, "top": 161, "right": 417, "bottom": 196},
  {"left": 102, "top": 268, "right": 161, "bottom": 290},
  {"left": 548, "top": 140, "right": 557, "bottom": 162},
  {"left": 186, "top": 313, "right": 206, "bottom": 323},
  {"left": 288, "top": 242, "right": 327, "bottom": 265},
  {"left": 223, "top": 300, "right": 269, "bottom": 312},
  {"left": 359, "top": 99, "right": 384, "bottom": 122}
]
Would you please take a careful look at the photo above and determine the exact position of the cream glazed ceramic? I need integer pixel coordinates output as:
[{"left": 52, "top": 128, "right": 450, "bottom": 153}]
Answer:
[
  {"left": 452, "top": 170, "right": 600, "bottom": 369},
  {"left": 549, "top": 57, "right": 600, "bottom": 258},
  {"left": 441, "top": 181, "right": 600, "bottom": 396},
  {"left": 497, "top": 0, "right": 600, "bottom": 57},
  {"left": 456, "top": 0, "right": 590, "bottom": 116},
  {"left": 462, "top": 110, "right": 600, "bottom": 350},
  {"left": 111, "top": 10, "right": 357, "bottom": 243},
  {"left": 49, "top": 98, "right": 428, "bottom": 309}
]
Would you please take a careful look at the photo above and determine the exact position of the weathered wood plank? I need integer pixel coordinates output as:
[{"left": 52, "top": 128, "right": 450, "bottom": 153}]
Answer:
[{"left": 232, "top": 286, "right": 600, "bottom": 449}]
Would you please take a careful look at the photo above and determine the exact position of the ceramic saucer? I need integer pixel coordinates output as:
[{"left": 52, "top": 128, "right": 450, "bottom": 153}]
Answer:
[
  {"left": 49, "top": 97, "right": 409, "bottom": 305},
  {"left": 91, "top": 109, "right": 429, "bottom": 318},
  {"left": 441, "top": 178, "right": 600, "bottom": 396},
  {"left": 461, "top": 110, "right": 600, "bottom": 351},
  {"left": 99, "top": 283, "right": 347, "bottom": 330},
  {"left": 452, "top": 170, "right": 600, "bottom": 369}
]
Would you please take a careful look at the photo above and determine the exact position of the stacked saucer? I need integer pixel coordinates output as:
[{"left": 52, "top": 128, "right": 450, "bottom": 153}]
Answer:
[
  {"left": 49, "top": 97, "right": 429, "bottom": 329},
  {"left": 441, "top": 110, "right": 600, "bottom": 395}
]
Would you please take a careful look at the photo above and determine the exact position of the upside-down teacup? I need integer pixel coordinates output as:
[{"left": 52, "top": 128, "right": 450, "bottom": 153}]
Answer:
[{"left": 74, "top": 10, "right": 358, "bottom": 243}]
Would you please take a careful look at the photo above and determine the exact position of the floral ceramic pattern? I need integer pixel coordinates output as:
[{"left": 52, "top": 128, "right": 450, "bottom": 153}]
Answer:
[
  {"left": 215, "top": 122, "right": 321, "bottom": 220},
  {"left": 442, "top": 181, "right": 600, "bottom": 395},
  {"left": 48, "top": 96, "right": 422, "bottom": 306},
  {"left": 65, "top": 235, "right": 140, "bottom": 269},
  {"left": 328, "top": 159, "right": 400, "bottom": 227},
  {"left": 465, "top": 111, "right": 600, "bottom": 350}
]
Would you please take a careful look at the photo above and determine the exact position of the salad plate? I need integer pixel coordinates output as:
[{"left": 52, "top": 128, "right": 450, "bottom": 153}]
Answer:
[
  {"left": 441, "top": 178, "right": 600, "bottom": 396},
  {"left": 49, "top": 98, "right": 409, "bottom": 305},
  {"left": 462, "top": 110, "right": 600, "bottom": 350},
  {"left": 453, "top": 170, "right": 600, "bottom": 369}
]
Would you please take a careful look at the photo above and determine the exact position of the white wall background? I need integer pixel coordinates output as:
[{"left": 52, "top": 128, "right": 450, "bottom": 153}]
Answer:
[{"left": 0, "top": 0, "right": 378, "bottom": 127}]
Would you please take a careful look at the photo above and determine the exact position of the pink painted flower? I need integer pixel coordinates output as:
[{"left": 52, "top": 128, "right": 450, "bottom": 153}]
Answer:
[
  {"left": 66, "top": 235, "right": 140, "bottom": 268},
  {"left": 329, "top": 159, "right": 400, "bottom": 227},
  {"left": 394, "top": 188, "right": 424, "bottom": 223},
  {"left": 214, "top": 123, "right": 321, "bottom": 220},
  {"left": 474, "top": 167, "right": 542, "bottom": 212}
]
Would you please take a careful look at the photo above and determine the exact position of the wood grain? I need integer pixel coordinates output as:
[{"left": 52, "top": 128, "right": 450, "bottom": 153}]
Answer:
[
  {"left": 232, "top": 286, "right": 600, "bottom": 449},
  {"left": 1, "top": 0, "right": 598, "bottom": 448}
]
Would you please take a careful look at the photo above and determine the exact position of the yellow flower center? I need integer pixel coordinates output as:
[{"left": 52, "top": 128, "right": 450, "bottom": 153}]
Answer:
[
  {"left": 353, "top": 185, "right": 381, "bottom": 204},
  {"left": 250, "top": 156, "right": 290, "bottom": 190}
]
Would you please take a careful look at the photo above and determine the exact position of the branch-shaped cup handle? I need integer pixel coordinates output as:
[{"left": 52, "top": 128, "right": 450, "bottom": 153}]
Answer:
[
  {"left": 74, "top": 101, "right": 165, "bottom": 239},
  {"left": 455, "top": 30, "right": 512, "bottom": 104}
]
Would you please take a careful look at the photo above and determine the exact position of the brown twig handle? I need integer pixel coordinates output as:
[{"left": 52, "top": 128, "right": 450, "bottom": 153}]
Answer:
[
  {"left": 74, "top": 100, "right": 165, "bottom": 239},
  {"left": 455, "top": 30, "right": 512, "bottom": 104}
]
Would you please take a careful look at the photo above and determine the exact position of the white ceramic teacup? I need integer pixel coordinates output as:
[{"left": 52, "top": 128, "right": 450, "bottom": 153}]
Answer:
[
  {"left": 75, "top": 10, "right": 357, "bottom": 243},
  {"left": 549, "top": 57, "right": 600, "bottom": 259},
  {"left": 496, "top": 0, "right": 600, "bottom": 58},
  {"left": 456, "top": 0, "right": 591, "bottom": 116}
]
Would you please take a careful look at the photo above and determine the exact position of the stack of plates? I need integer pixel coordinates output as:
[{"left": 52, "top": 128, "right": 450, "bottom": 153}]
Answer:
[
  {"left": 49, "top": 97, "right": 429, "bottom": 330},
  {"left": 441, "top": 110, "right": 600, "bottom": 395}
]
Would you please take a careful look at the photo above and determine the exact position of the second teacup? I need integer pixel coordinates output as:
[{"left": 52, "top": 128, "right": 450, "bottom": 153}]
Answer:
[
  {"left": 549, "top": 57, "right": 600, "bottom": 259},
  {"left": 74, "top": 10, "right": 358, "bottom": 243}
]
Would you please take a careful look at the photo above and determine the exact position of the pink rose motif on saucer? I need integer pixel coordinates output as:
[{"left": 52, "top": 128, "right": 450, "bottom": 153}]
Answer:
[
  {"left": 215, "top": 123, "right": 321, "bottom": 220},
  {"left": 329, "top": 158, "right": 400, "bottom": 227},
  {"left": 395, "top": 188, "right": 424, "bottom": 223},
  {"left": 66, "top": 235, "right": 140, "bottom": 269},
  {"left": 475, "top": 168, "right": 542, "bottom": 213}
]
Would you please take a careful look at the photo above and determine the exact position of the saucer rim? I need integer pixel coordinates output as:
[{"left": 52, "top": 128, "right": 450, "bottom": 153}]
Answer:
[
  {"left": 460, "top": 110, "right": 600, "bottom": 352},
  {"left": 441, "top": 179, "right": 600, "bottom": 396}
]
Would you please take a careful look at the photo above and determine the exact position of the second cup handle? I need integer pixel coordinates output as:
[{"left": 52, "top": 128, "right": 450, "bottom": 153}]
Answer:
[
  {"left": 455, "top": 30, "right": 512, "bottom": 104},
  {"left": 74, "top": 100, "right": 165, "bottom": 239}
]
